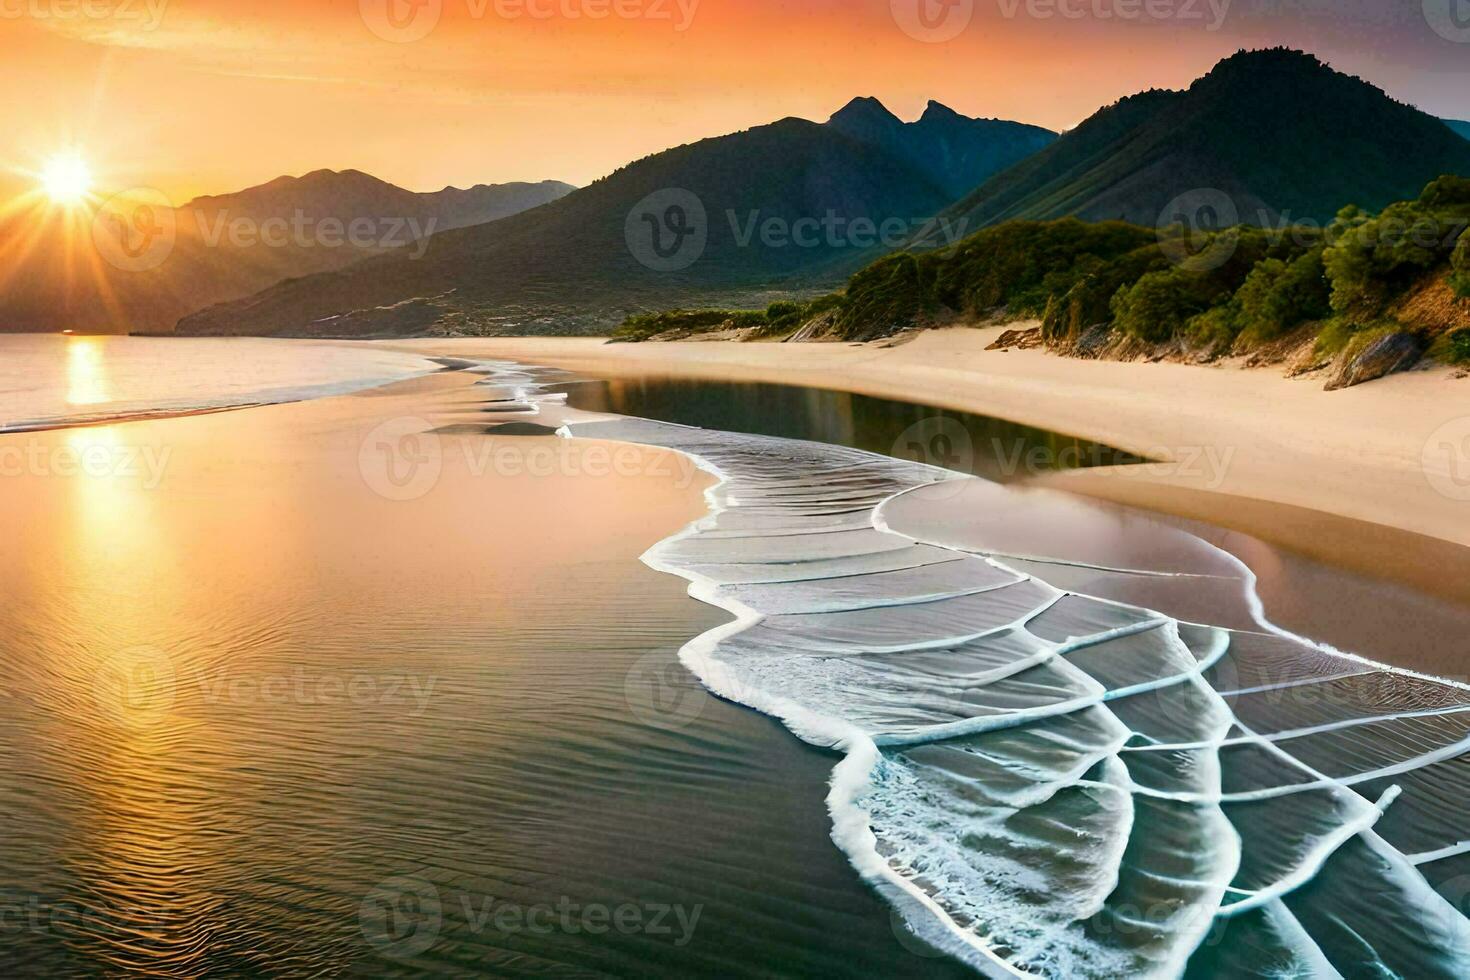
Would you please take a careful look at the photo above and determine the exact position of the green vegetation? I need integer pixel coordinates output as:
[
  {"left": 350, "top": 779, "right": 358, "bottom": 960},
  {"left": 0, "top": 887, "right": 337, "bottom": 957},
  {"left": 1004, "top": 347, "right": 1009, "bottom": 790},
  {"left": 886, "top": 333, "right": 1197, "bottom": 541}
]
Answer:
[
  {"left": 612, "top": 295, "right": 846, "bottom": 342},
  {"left": 611, "top": 308, "right": 767, "bottom": 343},
  {"left": 616, "top": 177, "right": 1470, "bottom": 374},
  {"left": 1232, "top": 248, "right": 1332, "bottom": 343},
  {"left": 1430, "top": 328, "right": 1470, "bottom": 365},
  {"left": 1453, "top": 227, "right": 1470, "bottom": 299}
]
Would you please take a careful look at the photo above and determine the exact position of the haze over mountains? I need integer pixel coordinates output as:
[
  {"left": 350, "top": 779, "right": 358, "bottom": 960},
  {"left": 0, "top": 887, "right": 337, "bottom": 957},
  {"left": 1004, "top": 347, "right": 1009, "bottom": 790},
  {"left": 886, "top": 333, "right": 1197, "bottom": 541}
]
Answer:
[
  {"left": 180, "top": 49, "right": 1470, "bottom": 340},
  {"left": 926, "top": 50, "right": 1470, "bottom": 236},
  {"left": 0, "top": 174, "right": 574, "bottom": 333},
  {"left": 9, "top": 49, "right": 1469, "bottom": 339},
  {"left": 177, "top": 103, "right": 1056, "bottom": 337}
]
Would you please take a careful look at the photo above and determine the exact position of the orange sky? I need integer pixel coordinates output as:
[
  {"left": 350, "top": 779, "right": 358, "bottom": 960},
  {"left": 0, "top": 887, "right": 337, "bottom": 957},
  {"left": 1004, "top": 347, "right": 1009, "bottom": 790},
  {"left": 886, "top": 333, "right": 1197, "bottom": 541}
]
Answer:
[{"left": 1, "top": 0, "right": 1467, "bottom": 202}]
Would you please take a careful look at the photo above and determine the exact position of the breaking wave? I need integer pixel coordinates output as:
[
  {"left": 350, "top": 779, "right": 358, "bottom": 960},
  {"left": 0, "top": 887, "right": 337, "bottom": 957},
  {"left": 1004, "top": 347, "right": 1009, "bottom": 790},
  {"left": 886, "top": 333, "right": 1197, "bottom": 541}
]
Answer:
[{"left": 497, "top": 362, "right": 1470, "bottom": 978}]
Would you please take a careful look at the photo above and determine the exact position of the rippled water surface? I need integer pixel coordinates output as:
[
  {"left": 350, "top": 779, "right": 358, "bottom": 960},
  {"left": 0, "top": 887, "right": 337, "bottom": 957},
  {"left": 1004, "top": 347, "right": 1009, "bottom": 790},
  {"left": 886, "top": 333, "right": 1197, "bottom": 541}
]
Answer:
[
  {"left": 0, "top": 355, "right": 981, "bottom": 977},
  {"left": 4, "top": 347, "right": 1468, "bottom": 978},
  {"left": 0, "top": 334, "right": 438, "bottom": 431}
]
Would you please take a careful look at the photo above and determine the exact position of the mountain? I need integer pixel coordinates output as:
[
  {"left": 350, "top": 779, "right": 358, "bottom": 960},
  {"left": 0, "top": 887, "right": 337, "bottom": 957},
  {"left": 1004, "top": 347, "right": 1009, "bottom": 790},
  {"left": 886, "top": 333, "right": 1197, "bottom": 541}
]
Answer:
[
  {"left": 926, "top": 49, "right": 1470, "bottom": 236},
  {"left": 1447, "top": 119, "right": 1470, "bottom": 142},
  {"left": 175, "top": 102, "right": 1056, "bottom": 337},
  {"left": 184, "top": 171, "right": 575, "bottom": 235},
  {"left": 826, "top": 97, "right": 1055, "bottom": 199},
  {"left": 0, "top": 172, "right": 575, "bottom": 333}
]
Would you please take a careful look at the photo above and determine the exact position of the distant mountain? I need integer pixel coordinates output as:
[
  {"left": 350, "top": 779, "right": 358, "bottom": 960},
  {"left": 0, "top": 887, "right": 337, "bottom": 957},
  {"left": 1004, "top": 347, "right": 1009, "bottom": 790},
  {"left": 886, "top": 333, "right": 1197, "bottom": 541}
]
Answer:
[
  {"left": 1447, "top": 119, "right": 1470, "bottom": 142},
  {"left": 185, "top": 171, "right": 575, "bottom": 235},
  {"left": 927, "top": 49, "right": 1470, "bottom": 235},
  {"left": 176, "top": 103, "right": 1056, "bottom": 337},
  {"left": 826, "top": 97, "right": 1055, "bottom": 199},
  {"left": 0, "top": 172, "right": 575, "bottom": 333}
]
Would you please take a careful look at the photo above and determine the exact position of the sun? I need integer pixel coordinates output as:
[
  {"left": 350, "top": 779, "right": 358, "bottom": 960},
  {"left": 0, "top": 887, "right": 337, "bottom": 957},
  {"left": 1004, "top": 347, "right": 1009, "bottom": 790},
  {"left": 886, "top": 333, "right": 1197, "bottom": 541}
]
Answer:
[{"left": 40, "top": 155, "right": 93, "bottom": 206}]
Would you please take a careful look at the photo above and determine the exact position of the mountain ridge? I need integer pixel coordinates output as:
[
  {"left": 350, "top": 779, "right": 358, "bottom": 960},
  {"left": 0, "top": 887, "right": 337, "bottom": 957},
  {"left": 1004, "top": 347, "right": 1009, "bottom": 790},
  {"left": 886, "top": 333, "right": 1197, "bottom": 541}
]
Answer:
[
  {"left": 175, "top": 102, "right": 1057, "bottom": 337},
  {"left": 926, "top": 49, "right": 1470, "bottom": 236},
  {"left": 0, "top": 172, "right": 575, "bottom": 334}
]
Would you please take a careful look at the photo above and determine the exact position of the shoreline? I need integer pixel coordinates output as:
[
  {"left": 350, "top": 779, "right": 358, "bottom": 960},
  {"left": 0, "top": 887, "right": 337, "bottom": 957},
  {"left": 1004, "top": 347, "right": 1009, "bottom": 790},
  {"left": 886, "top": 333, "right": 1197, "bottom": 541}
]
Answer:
[{"left": 384, "top": 328, "right": 1470, "bottom": 607}]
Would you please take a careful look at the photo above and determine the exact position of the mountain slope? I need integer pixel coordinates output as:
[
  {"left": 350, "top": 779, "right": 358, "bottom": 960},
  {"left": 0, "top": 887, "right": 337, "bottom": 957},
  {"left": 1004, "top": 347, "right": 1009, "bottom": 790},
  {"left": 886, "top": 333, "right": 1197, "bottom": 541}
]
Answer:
[
  {"left": 1447, "top": 119, "right": 1470, "bottom": 142},
  {"left": 0, "top": 172, "right": 575, "bottom": 333},
  {"left": 186, "top": 171, "right": 575, "bottom": 234},
  {"left": 826, "top": 97, "right": 1056, "bottom": 199},
  {"left": 930, "top": 49, "right": 1470, "bottom": 234},
  {"left": 176, "top": 103, "right": 1056, "bottom": 337}
]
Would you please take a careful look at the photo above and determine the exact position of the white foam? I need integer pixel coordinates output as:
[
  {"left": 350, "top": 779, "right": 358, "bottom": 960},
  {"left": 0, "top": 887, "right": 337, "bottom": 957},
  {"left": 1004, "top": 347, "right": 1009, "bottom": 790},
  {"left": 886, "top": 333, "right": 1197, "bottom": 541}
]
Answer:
[{"left": 488, "top": 362, "right": 1470, "bottom": 978}]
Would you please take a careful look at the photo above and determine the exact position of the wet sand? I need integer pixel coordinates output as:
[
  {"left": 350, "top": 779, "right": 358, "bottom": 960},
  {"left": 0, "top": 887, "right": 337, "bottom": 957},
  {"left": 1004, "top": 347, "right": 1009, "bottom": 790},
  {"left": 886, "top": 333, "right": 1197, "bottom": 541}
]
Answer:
[{"left": 387, "top": 333, "right": 1470, "bottom": 612}]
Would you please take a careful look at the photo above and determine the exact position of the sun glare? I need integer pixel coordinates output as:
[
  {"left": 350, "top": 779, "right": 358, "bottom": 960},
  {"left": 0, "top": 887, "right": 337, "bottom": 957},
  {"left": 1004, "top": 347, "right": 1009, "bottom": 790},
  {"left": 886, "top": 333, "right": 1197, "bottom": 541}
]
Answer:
[{"left": 41, "top": 155, "right": 93, "bottom": 206}]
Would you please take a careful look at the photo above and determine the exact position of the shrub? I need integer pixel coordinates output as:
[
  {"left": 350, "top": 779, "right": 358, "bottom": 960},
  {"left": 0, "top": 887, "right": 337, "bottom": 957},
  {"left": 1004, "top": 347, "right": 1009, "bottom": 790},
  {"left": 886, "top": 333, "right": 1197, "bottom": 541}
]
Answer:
[
  {"left": 832, "top": 253, "right": 940, "bottom": 340},
  {"left": 1453, "top": 229, "right": 1470, "bottom": 299},
  {"left": 612, "top": 308, "right": 766, "bottom": 342},
  {"left": 1431, "top": 327, "right": 1470, "bottom": 365},
  {"left": 1233, "top": 247, "right": 1331, "bottom": 343},
  {"left": 1186, "top": 303, "right": 1241, "bottom": 351},
  {"left": 1324, "top": 190, "right": 1470, "bottom": 319},
  {"left": 934, "top": 219, "right": 1156, "bottom": 317},
  {"left": 1111, "top": 270, "right": 1222, "bottom": 343}
]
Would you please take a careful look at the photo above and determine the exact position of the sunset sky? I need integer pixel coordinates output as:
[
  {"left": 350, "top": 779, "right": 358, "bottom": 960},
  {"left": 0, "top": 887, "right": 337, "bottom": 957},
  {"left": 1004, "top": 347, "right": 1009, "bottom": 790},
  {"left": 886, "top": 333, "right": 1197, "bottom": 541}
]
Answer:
[{"left": 2, "top": 0, "right": 1467, "bottom": 203}]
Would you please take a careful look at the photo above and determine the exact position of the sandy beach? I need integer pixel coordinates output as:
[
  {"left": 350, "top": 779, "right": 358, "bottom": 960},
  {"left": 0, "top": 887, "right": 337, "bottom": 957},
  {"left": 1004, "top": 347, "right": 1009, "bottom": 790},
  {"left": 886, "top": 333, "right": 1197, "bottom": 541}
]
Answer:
[{"left": 390, "top": 328, "right": 1470, "bottom": 605}]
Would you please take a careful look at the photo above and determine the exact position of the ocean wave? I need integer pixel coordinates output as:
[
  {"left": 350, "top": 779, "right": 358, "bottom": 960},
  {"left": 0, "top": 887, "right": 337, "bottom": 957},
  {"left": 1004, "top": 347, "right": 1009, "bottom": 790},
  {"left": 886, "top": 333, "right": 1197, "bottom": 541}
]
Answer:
[{"left": 497, "top": 363, "right": 1470, "bottom": 978}]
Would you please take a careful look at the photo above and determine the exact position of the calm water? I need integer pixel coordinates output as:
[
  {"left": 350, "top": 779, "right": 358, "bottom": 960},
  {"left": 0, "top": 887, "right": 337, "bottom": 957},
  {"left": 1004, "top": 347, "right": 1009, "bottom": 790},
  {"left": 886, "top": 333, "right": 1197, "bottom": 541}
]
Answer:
[
  {"left": 566, "top": 375, "right": 1145, "bottom": 483},
  {"left": 4, "top": 343, "right": 1467, "bottom": 978},
  {"left": 0, "top": 335, "right": 438, "bottom": 432},
  {"left": 0, "top": 348, "right": 977, "bottom": 978}
]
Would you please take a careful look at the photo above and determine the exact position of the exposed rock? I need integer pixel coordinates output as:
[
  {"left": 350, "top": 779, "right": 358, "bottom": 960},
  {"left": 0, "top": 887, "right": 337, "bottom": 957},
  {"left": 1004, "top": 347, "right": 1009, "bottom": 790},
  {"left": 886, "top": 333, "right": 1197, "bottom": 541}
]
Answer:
[
  {"left": 1324, "top": 331, "right": 1425, "bottom": 390},
  {"left": 1067, "top": 323, "right": 1116, "bottom": 360},
  {"left": 784, "top": 310, "right": 841, "bottom": 343},
  {"left": 986, "top": 327, "right": 1043, "bottom": 351}
]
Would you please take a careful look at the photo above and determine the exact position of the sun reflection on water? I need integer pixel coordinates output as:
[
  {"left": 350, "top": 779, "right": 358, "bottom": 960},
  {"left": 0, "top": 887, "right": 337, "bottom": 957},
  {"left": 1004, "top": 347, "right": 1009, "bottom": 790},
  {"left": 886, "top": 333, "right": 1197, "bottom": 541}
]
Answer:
[{"left": 66, "top": 337, "right": 109, "bottom": 406}]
